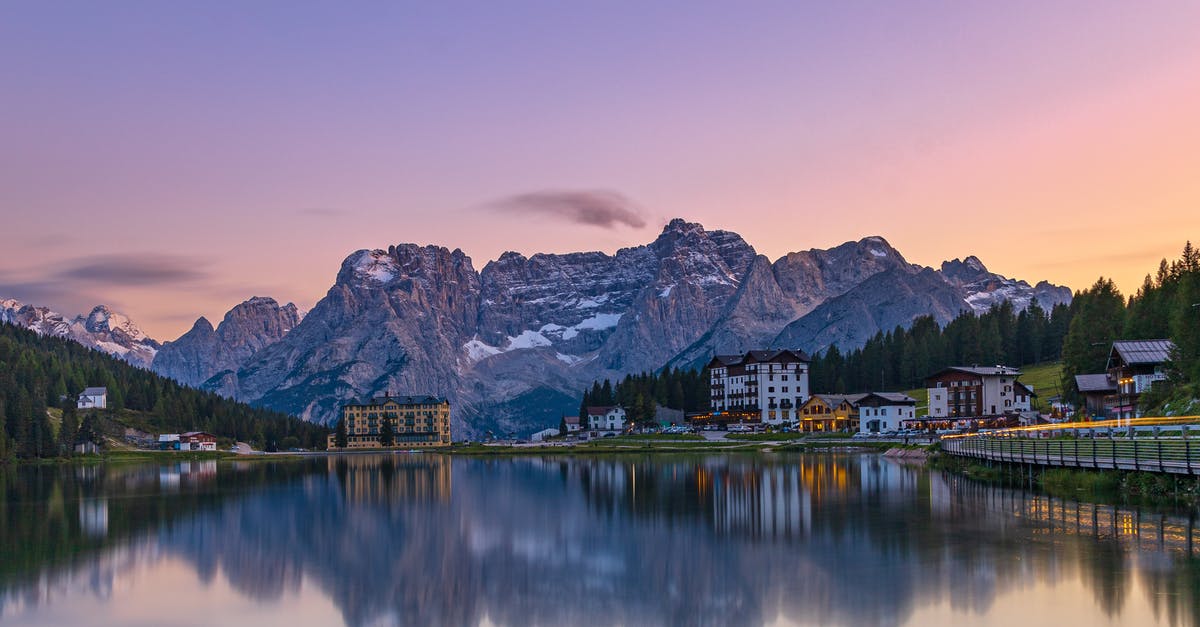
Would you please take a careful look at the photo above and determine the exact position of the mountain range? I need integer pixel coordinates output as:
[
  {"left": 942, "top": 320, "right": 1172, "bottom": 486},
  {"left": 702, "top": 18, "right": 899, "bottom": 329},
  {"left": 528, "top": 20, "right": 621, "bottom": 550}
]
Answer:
[{"left": 2, "top": 219, "right": 1071, "bottom": 437}]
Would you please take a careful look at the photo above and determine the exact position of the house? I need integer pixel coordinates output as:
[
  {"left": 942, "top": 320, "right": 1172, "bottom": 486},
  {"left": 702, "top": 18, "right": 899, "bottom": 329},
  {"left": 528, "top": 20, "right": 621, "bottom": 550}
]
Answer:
[
  {"left": 655, "top": 405, "right": 687, "bottom": 427},
  {"left": 158, "top": 433, "right": 181, "bottom": 450},
  {"left": 708, "top": 349, "right": 811, "bottom": 426},
  {"left": 586, "top": 406, "right": 626, "bottom": 431},
  {"left": 1107, "top": 339, "right": 1174, "bottom": 419},
  {"left": 857, "top": 392, "right": 917, "bottom": 433},
  {"left": 925, "top": 366, "right": 1033, "bottom": 419},
  {"left": 179, "top": 432, "right": 217, "bottom": 451},
  {"left": 74, "top": 441, "right": 101, "bottom": 455},
  {"left": 531, "top": 427, "right": 560, "bottom": 442},
  {"left": 77, "top": 387, "right": 107, "bottom": 410},
  {"left": 798, "top": 394, "right": 865, "bottom": 432},
  {"left": 1074, "top": 373, "right": 1117, "bottom": 419},
  {"left": 563, "top": 415, "right": 582, "bottom": 432},
  {"left": 327, "top": 394, "right": 451, "bottom": 449}
]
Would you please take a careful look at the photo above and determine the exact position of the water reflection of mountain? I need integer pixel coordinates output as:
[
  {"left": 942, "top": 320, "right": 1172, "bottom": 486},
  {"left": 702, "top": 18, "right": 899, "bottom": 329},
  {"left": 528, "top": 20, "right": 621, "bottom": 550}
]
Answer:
[{"left": 5, "top": 454, "right": 1200, "bottom": 626}]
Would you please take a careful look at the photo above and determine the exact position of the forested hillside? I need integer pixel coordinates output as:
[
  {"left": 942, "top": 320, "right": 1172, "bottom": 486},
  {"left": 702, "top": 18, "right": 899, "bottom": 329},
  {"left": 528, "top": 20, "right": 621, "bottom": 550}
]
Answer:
[
  {"left": 0, "top": 322, "right": 327, "bottom": 460},
  {"left": 807, "top": 300, "right": 1073, "bottom": 394},
  {"left": 1062, "top": 242, "right": 1200, "bottom": 412}
]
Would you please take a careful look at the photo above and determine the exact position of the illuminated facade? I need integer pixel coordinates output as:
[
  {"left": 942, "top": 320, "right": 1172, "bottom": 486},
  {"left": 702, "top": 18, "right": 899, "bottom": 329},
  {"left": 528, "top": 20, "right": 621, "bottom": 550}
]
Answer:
[
  {"left": 328, "top": 394, "right": 451, "bottom": 449},
  {"left": 798, "top": 394, "right": 863, "bottom": 432},
  {"left": 708, "top": 350, "right": 811, "bottom": 425}
]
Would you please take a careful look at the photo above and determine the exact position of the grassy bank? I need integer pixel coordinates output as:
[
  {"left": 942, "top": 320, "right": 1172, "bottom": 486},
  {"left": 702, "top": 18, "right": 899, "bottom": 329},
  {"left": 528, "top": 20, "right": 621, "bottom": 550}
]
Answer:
[
  {"left": 6, "top": 450, "right": 305, "bottom": 467},
  {"left": 932, "top": 452, "right": 1200, "bottom": 505}
]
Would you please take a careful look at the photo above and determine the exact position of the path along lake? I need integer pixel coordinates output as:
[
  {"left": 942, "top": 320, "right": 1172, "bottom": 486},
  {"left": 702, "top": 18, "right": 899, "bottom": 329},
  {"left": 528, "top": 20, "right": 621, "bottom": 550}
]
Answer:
[{"left": 2, "top": 452, "right": 1199, "bottom": 627}]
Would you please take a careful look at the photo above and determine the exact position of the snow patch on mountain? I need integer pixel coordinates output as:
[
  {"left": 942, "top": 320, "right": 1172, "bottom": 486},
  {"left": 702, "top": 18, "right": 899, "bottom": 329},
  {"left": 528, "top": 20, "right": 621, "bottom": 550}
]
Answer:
[
  {"left": 350, "top": 250, "right": 399, "bottom": 284},
  {"left": 1, "top": 298, "right": 160, "bottom": 367}
]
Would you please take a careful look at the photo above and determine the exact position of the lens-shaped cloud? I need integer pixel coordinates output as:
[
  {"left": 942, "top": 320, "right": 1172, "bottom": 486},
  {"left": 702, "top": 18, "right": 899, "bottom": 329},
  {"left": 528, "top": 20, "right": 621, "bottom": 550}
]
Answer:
[
  {"left": 55, "top": 254, "right": 208, "bottom": 286},
  {"left": 485, "top": 190, "right": 647, "bottom": 229}
]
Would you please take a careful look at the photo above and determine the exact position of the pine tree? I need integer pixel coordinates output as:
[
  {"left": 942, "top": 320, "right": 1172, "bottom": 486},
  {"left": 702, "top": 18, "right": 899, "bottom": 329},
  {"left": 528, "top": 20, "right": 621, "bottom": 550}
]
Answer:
[
  {"left": 335, "top": 417, "right": 348, "bottom": 448},
  {"left": 57, "top": 401, "right": 79, "bottom": 456},
  {"left": 379, "top": 419, "right": 395, "bottom": 447}
]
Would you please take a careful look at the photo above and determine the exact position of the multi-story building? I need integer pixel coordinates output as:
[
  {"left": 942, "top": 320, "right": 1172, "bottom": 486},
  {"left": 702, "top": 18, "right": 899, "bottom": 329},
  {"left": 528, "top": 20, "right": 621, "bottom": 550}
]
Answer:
[
  {"left": 798, "top": 394, "right": 864, "bottom": 432},
  {"left": 857, "top": 392, "right": 916, "bottom": 433},
  {"left": 1106, "top": 339, "right": 1174, "bottom": 419},
  {"left": 925, "top": 366, "right": 1032, "bottom": 419},
  {"left": 586, "top": 406, "right": 627, "bottom": 431},
  {"left": 328, "top": 394, "right": 451, "bottom": 449},
  {"left": 708, "top": 349, "right": 811, "bottom": 426}
]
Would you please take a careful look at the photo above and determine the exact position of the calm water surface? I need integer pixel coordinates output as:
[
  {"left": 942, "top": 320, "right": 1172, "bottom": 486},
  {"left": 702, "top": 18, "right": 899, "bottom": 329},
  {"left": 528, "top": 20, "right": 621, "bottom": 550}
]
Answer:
[{"left": 2, "top": 453, "right": 1199, "bottom": 626}]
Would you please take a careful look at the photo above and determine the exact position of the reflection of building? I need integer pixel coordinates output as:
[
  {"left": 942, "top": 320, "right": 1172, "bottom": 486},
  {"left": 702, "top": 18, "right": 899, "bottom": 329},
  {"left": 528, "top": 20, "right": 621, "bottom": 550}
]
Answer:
[
  {"left": 329, "top": 454, "right": 452, "bottom": 504},
  {"left": 707, "top": 350, "right": 811, "bottom": 425},
  {"left": 328, "top": 395, "right": 451, "bottom": 449},
  {"left": 926, "top": 366, "right": 1032, "bottom": 419}
]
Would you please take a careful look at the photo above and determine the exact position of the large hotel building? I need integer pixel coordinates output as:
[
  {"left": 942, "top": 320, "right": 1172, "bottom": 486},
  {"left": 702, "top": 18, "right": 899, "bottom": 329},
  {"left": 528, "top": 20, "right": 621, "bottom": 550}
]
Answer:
[
  {"left": 327, "top": 394, "right": 451, "bottom": 449},
  {"left": 707, "top": 349, "right": 812, "bottom": 425}
]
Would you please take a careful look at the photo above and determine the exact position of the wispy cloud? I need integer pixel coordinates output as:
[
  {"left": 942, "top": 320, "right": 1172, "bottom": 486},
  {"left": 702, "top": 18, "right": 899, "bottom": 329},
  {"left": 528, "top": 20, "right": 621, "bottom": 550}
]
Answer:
[
  {"left": 296, "top": 207, "right": 347, "bottom": 218},
  {"left": 484, "top": 190, "right": 647, "bottom": 229},
  {"left": 54, "top": 254, "right": 208, "bottom": 286}
]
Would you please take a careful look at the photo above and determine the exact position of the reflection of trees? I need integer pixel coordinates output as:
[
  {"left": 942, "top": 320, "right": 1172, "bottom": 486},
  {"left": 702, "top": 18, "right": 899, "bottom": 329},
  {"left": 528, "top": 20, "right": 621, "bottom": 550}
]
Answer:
[{"left": 6, "top": 454, "right": 1200, "bottom": 626}]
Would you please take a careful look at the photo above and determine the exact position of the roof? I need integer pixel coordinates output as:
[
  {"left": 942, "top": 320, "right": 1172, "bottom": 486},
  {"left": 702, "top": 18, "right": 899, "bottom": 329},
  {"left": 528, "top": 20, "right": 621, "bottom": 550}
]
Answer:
[
  {"left": 180, "top": 431, "right": 216, "bottom": 438},
  {"left": 926, "top": 366, "right": 1022, "bottom": 380},
  {"left": 81, "top": 387, "right": 107, "bottom": 396},
  {"left": 343, "top": 394, "right": 449, "bottom": 408},
  {"left": 861, "top": 392, "right": 916, "bottom": 405},
  {"left": 812, "top": 393, "right": 868, "bottom": 407},
  {"left": 708, "top": 349, "right": 812, "bottom": 368},
  {"left": 1109, "top": 339, "right": 1175, "bottom": 368},
  {"left": 585, "top": 405, "right": 618, "bottom": 416},
  {"left": 1075, "top": 373, "right": 1116, "bottom": 393},
  {"left": 565, "top": 415, "right": 580, "bottom": 425}
]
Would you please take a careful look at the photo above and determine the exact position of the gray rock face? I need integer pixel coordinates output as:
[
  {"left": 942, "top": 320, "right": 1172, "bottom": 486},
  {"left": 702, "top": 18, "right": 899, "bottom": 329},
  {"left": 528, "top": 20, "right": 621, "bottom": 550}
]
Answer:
[
  {"left": 668, "top": 236, "right": 912, "bottom": 369},
  {"left": 0, "top": 299, "right": 160, "bottom": 368},
  {"left": 940, "top": 256, "right": 1073, "bottom": 313},
  {"left": 152, "top": 296, "right": 301, "bottom": 387},
  {"left": 213, "top": 245, "right": 483, "bottom": 425},
  {"left": 772, "top": 267, "right": 968, "bottom": 353},
  {"left": 133, "top": 219, "right": 1071, "bottom": 437}
]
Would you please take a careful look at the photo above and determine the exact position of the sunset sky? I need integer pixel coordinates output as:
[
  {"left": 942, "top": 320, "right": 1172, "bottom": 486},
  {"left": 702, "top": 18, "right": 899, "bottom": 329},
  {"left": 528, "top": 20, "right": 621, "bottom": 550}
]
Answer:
[{"left": 3, "top": 1, "right": 1199, "bottom": 339}]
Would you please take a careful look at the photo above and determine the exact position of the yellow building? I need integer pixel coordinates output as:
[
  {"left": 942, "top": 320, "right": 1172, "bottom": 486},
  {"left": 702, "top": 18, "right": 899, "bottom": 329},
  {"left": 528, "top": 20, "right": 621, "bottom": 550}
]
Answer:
[
  {"left": 327, "top": 394, "right": 451, "bottom": 449},
  {"left": 798, "top": 394, "right": 864, "bottom": 433}
]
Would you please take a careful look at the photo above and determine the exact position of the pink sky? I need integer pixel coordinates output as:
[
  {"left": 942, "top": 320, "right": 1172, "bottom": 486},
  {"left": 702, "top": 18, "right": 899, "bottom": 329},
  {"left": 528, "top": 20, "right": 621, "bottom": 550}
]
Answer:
[{"left": 2, "top": 2, "right": 1198, "bottom": 339}]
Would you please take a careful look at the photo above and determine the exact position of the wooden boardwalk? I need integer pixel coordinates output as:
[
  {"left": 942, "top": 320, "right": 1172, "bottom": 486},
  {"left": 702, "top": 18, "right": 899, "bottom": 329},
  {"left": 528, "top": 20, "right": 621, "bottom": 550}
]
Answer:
[{"left": 942, "top": 433, "right": 1200, "bottom": 475}]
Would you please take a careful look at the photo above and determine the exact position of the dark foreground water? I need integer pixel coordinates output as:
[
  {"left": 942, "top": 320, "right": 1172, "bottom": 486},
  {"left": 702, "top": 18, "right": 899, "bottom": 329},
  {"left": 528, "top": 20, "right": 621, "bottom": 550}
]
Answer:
[{"left": 2, "top": 453, "right": 1199, "bottom": 627}]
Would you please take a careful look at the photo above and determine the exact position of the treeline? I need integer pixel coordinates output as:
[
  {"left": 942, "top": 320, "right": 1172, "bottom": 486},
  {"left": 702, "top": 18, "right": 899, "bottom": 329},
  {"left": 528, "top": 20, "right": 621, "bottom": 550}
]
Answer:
[
  {"left": 579, "top": 367, "right": 709, "bottom": 425},
  {"left": 1062, "top": 242, "right": 1200, "bottom": 406},
  {"left": 809, "top": 300, "right": 1073, "bottom": 394},
  {"left": 0, "top": 322, "right": 327, "bottom": 460}
]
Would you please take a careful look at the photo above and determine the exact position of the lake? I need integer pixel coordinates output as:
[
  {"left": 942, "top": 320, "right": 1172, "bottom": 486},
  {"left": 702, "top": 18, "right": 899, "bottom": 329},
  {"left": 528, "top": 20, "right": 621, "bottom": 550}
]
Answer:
[{"left": 2, "top": 453, "right": 1198, "bottom": 626}]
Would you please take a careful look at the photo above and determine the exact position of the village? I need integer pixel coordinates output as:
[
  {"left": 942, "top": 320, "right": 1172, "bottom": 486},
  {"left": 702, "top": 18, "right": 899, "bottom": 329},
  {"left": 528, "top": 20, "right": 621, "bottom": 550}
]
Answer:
[{"left": 518, "top": 338, "right": 1173, "bottom": 445}]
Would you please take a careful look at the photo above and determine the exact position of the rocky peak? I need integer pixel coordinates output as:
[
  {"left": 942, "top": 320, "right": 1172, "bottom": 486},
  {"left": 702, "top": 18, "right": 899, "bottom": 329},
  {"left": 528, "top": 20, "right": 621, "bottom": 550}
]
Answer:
[
  {"left": 81, "top": 304, "right": 150, "bottom": 342},
  {"left": 189, "top": 316, "right": 216, "bottom": 335},
  {"left": 152, "top": 295, "right": 306, "bottom": 387},
  {"left": 940, "top": 256, "right": 991, "bottom": 286}
]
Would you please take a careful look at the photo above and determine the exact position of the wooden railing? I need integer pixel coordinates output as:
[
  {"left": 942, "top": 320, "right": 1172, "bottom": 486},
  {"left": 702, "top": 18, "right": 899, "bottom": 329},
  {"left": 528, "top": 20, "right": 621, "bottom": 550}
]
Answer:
[{"left": 942, "top": 419, "right": 1200, "bottom": 475}]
